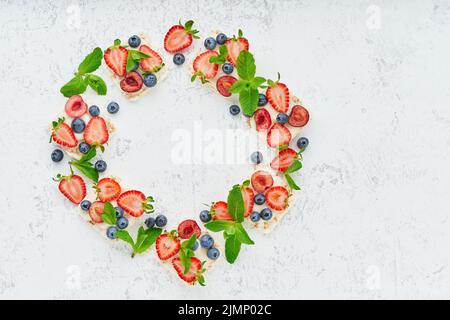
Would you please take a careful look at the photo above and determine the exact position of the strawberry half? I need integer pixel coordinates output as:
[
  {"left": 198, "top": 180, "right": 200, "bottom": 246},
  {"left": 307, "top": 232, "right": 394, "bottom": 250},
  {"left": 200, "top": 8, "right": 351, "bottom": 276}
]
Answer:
[
  {"left": 89, "top": 201, "right": 105, "bottom": 224},
  {"left": 288, "top": 105, "right": 310, "bottom": 127},
  {"left": 172, "top": 257, "right": 204, "bottom": 285},
  {"left": 265, "top": 186, "right": 289, "bottom": 211},
  {"left": 139, "top": 45, "right": 163, "bottom": 73},
  {"left": 266, "top": 76, "right": 290, "bottom": 113},
  {"left": 177, "top": 219, "right": 201, "bottom": 239},
  {"left": 104, "top": 42, "right": 128, "bottom": 77},
  {"left": 64, "top": 95, "right": 87, "bottom": 118},
  {"left": 267, "top": 123, "right": 292, "bottom": 148},
  {"left": 251, "top": 170, "right": 274, "bottom": 193},
  {"left": 242, "top": 187, "right": 254, "bottom": 218},
  {"left": 270, "top": 148, "right": 298, "bottom": 172},
  {"left": 156, "top": 233, "right": 181, "bottom": 260},
  {"left": 164, "top": 20, "right": 199, "bottom": 53},
  {"left": 117, "top": 190, "right": 153, "bottom": 217},
  {"left": 216, "top": 75, "right": 237, "bottom": 97},
  {"left": 225, "top": 37, "right": 249, "bottom": 66},
  {"left": 83, "top": 116, "right": 109, "bottom": 146},
  {"left": 95, "top": 178, "right": 121, "bottom": 202},
  {"left": 253, "top": 108, "right": 272, "bottom": 132},
  {"left": 193, "top": 50, "right": 219, "bottom": 80},
  {"left": 58, "top": 174, "right": 86, "bottom": 204},
  {"left": 120, "top": 71, "right": 143, "bottom": 93},
  {"left": 51, "top": 118, "right": 78, "bottom": 148},
  {"left": 212, "top": 201, "right": 233, "bottom": 221}
]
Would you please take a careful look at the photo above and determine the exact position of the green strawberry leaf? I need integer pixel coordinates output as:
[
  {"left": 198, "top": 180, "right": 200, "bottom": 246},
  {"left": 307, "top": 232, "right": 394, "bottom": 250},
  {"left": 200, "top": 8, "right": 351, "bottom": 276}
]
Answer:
[
  {"left": 86, "top": 74, "right": 107, "bottom": 95},
  {"left": 78, "top": 47, "right": 103, "bottom": 75}
]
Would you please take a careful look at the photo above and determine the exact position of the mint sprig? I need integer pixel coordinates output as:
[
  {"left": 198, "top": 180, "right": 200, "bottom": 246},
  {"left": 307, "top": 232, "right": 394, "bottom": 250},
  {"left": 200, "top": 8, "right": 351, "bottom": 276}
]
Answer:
[
  {"left": 179, "top": 234, "right": 197, "bottom": 274},
  {"left": 68, "top": 147, "right": 99, "bottom": 183},
  {"left": 126, "top": 50, "right": 149, "bottom": 72},
  {"left": 209, "top": 45, "right": 228, "bottom": 64},
  {"left": 284, "top": 151, "right": 304, "bottom": 191},
  {"left": 101, "top": 202, "right": 117, "bottom": 225},
  {"left": 116, "top": 226, "right": 162, "bottom": 258}
]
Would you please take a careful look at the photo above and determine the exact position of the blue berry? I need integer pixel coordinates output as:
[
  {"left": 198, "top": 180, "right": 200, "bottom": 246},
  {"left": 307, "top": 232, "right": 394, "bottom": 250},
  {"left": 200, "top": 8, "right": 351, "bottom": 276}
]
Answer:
[
  {"left": 155, "top": 214, "right": 167, "bottom": 227},
  {"left": 173, "top": 53, "right": 185, "bottom": 65},
  {"left": 116, "top": 217, "right": 129, "bottom": 229},
  {"left": 199, "top": 210, "right": 211, "bottom": 223},
  {"left": 297, "top": 137, "right": 309, "bottom": 150},
  {"left": 71, "top": 118, "right": 85, "bottom": 133},
  {"left": 254, "top": 193, "right": 265, "bottom": 205},
  {"left": 78, "top": 142, "right": 91, "bottom": 154},
  {"left": 145, "top": 217, "right": 156, "bottom": 228},
  {"left": 80, "top": 200, "right": 91, "bottom": 211},
  {"left": 250, "top": 211, "right": 261, "bottom": 222},
  {"left": 192, "top": 241, "right": 199, "bottom": 251},
  {"left": 261, "top": 208, "right": 273, "bottom": 220},
  {"left": 222, "top": 62, "right": 234, "bottom": 74},
  {"left": 107, "top": 102, "right": 119, "bottom": 114},
  {"left": 216, "top": 33, "right": 227, "bottom": 45},
  {"left": 207, "top": 247, "right": 220, "bottom": 260},
  {"left": 106, "top": 226, "right": 118, "bottom": 239},
  {"left": 143, "top": 73, "right": 157, "bottom": 87},
  {"left": 200, "top": 234, "right": 214, "bottom": 249},
  {"left": 204, "top": 37, "right": 217, "bottom": 50},
  {"left": 276, "top": 113, "right": 288, "bottom": 124},
  {"left": 115, "top": 207, "right": 124, "bottom": 218},
  {"left": 258, "top": 93, "right": 268, "bottom": 106},
  {"left": 250, "top": 151, "right": 263, "bottom": 164},
  {"left": 51, "top": 149, "right": 64, "bottom": 162},
  {"left": 230, "top": 105, "right": 240, "bottom": 115},
  {"left": 128, "top": 35, "right": 141, "bottom": 48},
  {"left": 89, "top": 105, "right": 100, "bottom": 117},
  {"left": 94, "top": 160, "right": 107, "bottom": 173}
]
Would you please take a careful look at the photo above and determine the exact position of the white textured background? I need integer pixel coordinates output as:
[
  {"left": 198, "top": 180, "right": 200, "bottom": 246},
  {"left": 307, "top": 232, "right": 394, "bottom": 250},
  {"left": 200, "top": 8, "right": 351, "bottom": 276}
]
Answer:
[{"left": 0, "top": 0, "right": 449, "bottom": 299}]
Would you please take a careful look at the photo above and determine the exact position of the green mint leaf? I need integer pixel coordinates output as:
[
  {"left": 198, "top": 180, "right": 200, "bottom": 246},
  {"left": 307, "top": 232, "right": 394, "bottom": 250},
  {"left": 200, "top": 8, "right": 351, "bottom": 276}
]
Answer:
[
  {"left": 77, "top": 146, "right": 97, "bottom": 163},
  {"left": 285, "top": 174, "right": 301, "bottom": 190},
  {"left": 251, "top": 77, "right": 266, "bottom": 89},
  {"left": 78, "top": 47, "right": 103, "bottom": 75},
  {"left": 285, "top": 159, "right": 302, "bottom": 174},
  {"left": 239, "top": 88, "right": 259, "bottom": 117},
  {"left": 70, "top": 161, "right": 99, "bottom": 182},
  {"left": 234, "top": 223, "right": 254, "bottom": 245},
  {"left": 117, "top": 230, "right": 134, "bottom": 247},
  {"left": 86, "top": 74, "right": 107, "bottom": 95},
  {"left": 236, "top": 50, "right": 256, "bottom": 80},
  {"left": 60, "top": 75, "right": 88, "bottom": 98},
  {"left": 134, "top": 226, "right": 147, "bottom": 251},
  {"left": 227, "top": 184, "right": 245, "bottom": 222},
  {"left": 229, "top": 79, "right": 249, "bottom": 94},
  {"left": 209, "top": 45, "right": 228, "bottom": 64},
  {"left": 205, "top": 220, "right": 235, "bottom": 232},
  {"left": 225, "top": 234, "right": 241, "bottom": 264},
  {"left": 179, "top": 249, "right": 191, "bottom": 274},
  {"left": 101, "top": 202, "right": 116, "bottom": 225},
  {"left": 182, "top": 234, "right": 197, "bottom": 249},
  {"left": 126, "top": 53, "right": 137, "bottom": 72},
  {"left": 135, "top": 227, "right": 162, "bottom": 254}
]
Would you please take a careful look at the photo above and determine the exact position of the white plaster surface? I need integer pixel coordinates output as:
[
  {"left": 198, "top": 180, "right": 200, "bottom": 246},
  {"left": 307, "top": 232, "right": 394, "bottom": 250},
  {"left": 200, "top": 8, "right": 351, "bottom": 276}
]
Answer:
[{"left": 0, "top": 0, "right": 449, "bottom": 299}]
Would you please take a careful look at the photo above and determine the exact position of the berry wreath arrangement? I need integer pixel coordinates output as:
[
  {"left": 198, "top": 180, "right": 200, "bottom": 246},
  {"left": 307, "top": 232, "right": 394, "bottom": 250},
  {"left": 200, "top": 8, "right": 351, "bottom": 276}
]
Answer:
[{"left": 49, "top": 20, "right": 310, "bottom": 286}]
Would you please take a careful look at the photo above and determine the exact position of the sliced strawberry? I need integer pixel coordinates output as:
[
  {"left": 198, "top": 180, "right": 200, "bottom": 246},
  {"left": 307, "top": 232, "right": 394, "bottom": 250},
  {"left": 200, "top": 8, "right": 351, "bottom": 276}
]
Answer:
[
  {"left": 267, "top": 123, "right": 292, "bottom": 148},
  {"left": 58, "top": 175, "right": 86, "bottom": 204},
  {"left": 64, "top": 95, "right": 87, "bottom": 118},
  {"left": 139, "top": 45, "right": 163, "bottom": 73},
  {"left": 83, "top": 116, "right": 109, "bottom": 146},
  {"left": 270, "top": 148, "right": 298, "bottom": 172},
  {"left": 193, "top": 51, "right": 219, "bottom": 79},
  {"left": 266, "top": 82, "right": 290, "bottom": 113},
  {"left": 172, "top": 256, "right": 203, "bottom": 284},
  {"left": 251, "top": 170, "right": 274, "bottom": 193},
  {"left": 117, "top": 190, "right": 152, "bottom": 217},
  {"left": 242, "top": 187, "right": 254, "bottom": 218},
  {"left": 104, "top": 46, "right": 128, "bottom": 77},
  {"left": 51, "top": 118, "right": 78, "bottom": 148},
  {"left": 156, "top": 233, "right": 181, "bottom": 260},
  {"left": 254, "top": 108, "right": 272, "bottom": 132},
  {"left": 225, "top": 38, "right": 249, "bottom": 65},
  {"left": 164, "top": 20, "right": 198, "bottom": 53},
  {"left": 288, "top": 105, "right": 310, "bottom": 127},
  {"left": 177, "top": 219, "right": 201, "bottom": 239},
  {"left": 216, "top": 75, "right": 237, "bottom": 97},
  {"left": 265, "top": 186, "right": 289, "bottom": 211},
  {"left": 96, "top": 178, "right": 121, "bottom": 202},
  {"left": 212, "top": 201, "right": 233, "bottom": 221},
  {"left": 89, "top": 201, "right": 104, "bottom": 224},
  {"left": 120, "top": 71, "right": 143, "bottom": 93}
]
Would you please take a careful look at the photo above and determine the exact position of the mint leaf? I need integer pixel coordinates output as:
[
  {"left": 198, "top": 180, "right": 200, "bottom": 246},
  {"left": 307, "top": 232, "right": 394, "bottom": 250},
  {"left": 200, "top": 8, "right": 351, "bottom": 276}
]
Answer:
[
  {"left": 225, "top": 234, "right": 241, "bottom": 264},
  {"left": 236, "top": 50, "right": 256, "bottom": 80},
  {"left": 78, "top": 47, "right": 103, "bottom": 75},
  {"left": 229, "top": 79, "right": 249, "bottom": 94},
  {"left": 117, "top": 230, "right": 134, "bottom": 247},
  {"left": 285, "top": 159, "right": 302, "bottom": 174},
  {"left": 70, "top": 161, "right": 99, "bottom": 182},
  {"left": 209, "top": 45, "right": 228, "bottom": 64},
  {"left": 60, "top": 75, "right": 88, "bottom": 97},
  {"left": 134, "top": 227, "right": 162, "bottom": 254},
  {"left": 101, "top": 202, "right": 116, "bottom": 225},
  {"left": 285, "top": 174, "right": 301, "bottom": 190},
  {"left": 77, "top": 146, "right": 97, "bottom": 163},
  {"left": 227, "top": 184, "right": 245, "bottom": 222},
  {"left": 234, "top": 223, "right": 254, "bottom": 245},
  {"left": 239, "top": 88, "right": 259, "bottom": 116},
  {"left": 251, "top": 77, "right": 266, "bottom": 89},
  {"left": 205, "top": 220, "right": 235, "bottom": 232},
  {"left": 86, "top": 74, "right": 107, "bottom": 95}
]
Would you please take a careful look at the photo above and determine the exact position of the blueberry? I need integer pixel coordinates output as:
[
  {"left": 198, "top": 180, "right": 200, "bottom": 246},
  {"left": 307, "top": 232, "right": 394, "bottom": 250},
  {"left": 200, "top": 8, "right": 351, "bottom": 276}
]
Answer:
[
  {"left": 71, "top": 118, "right": 85, "bottom": 133},
  {"left": 200, "top": 234, "right": 214, "bottom": 249},
  {"left": 199, "top": 210, "right": 212, "bottom": 223},
  {"left": 258, "top": 93, "right": 268, "bottom": 106},
  {"left": 89, "top": 105, "right": 100, "bottom": 117},
  {"left": 207, "top": 247, "right": 220, "bottom": 260},
  {"left": 106, "top": 226, "right": 118, "bottom": 239},
  {"left": 254, "top": 193, "right": 265, "bottom": 205},
  {"left": 230, "top": 104, "right": 240, "bottom": 115},
  {"left": 173, "top": 53, "right": 185, "bottom": 65},
  {"left": 250, "top": 151, "right": 263, "bottom": 164},
  {"left": 115, "top": 207, "right": 124, "bottom": 218},
  {"left": 250, "top": 211, "right": 261, "bottom": 222},
  {"left": 276, "top": 113, "right": 288, "bottom": 124},
  {"left": 297, "top": 137, "right": 309, "bottom": 150},
  {"left": 204, "top": 37, "right": 217, "bottom": 50},
  {"left": 222, "top": 62, "right": 234, "bottom": 74},
  {"left": 80, "top": 200, "right": 91, "bottom": 211},
  {"left": 116, "top": 217, "right": 129, "bottom": 229},
  {"left": 192, "top": 240, "right": 199, "bottom": 251},
  {"left": 94, "top": 160, "right": 107, "bottom": 173},
  {"left": 216, "top": 33, "right": 227, "bottom": 45},
  {"left": 143, "top": 73, "right": 157, "bottom": 87},
  {"left": 261, "top": 208, "right": 273, "bottom": 220},
  {"left": 78, "top": 142, "right": 91, "bottom": 154},
  {"left": 51, "top": 149, "right": 64, "bottom": 162},
  {"left": 155, "top": 214, "right": 167, "bottom": 227},
  {"left": 145, "top": 217, "right": 156, "bottom": 228},
  {"left": 128, "top": 35, "right": 141, "bottom": 48},
  {"left": 107, "top": 102, "right": 119, "bottom": 114}
]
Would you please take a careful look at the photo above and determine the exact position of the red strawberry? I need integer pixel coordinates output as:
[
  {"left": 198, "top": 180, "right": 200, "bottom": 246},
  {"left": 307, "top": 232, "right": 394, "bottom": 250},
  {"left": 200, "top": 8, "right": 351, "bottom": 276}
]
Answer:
[
  {"left": 139, "top": 45, "right": 163, "bottom": 73},
  {"left": 267, "top": 123, "right": 292, "bottom": 148},
  {"left": 117, "top": 190, "right": 153, "bottom": 217},
  {"left": 253, "top": 108, "right": 272, "bottom": 132},
  {"left": 177, "top": 219, "right": 201, "bottom": 239},
  {"left": 288, "top": 105, "right": 310, "bottom": 127},
  {"left": 251, "top": 170, "right": 274, "bottom": 193},
  {"left": 212, "top": 201, "right": 233, "bottom": 221},
  {"left": 58, "top": 174, "right": 86, "bottom": 204},
  {"left": 242, "top": 187, "right": 254, "bottom": 218},
  {"left": 51, "top": 118, "right": 78, "bottom": 148},
  {"left": 156, "top": 233, "right": 181, "bottom": 260},
  {"left": 266, "top": 75, "right": 290, "bottom": 113},
  {"left": 172, "top": 257, "right": 204, "bottom": 284},
  {"left": 225, "top": 37, "right": 249, "bottom": 66},
  {"left": 64, "top": 95, "right": 87, "bottom": 118},
  {"left": 89, "top": 201, "right": 105, "bottom": 224},
  {"left": 104, "top": 44, "right": 128, "bottom": 77},
  {"left": 193, "top": 51, "right": 219, "bottom": 80},
  {"left": 164, "top": 20, "right": 198, "bottom": 53},
  {"left": 95, "top": 178, "right": 121, "bottom": 202},
  {"left": 216, "top": 75, "right": 237, "bottom": 97},
  {"left": 83, "top": 116, "right": 109, "bottom": 146},
  {"left": 120, "top": 71, "right": 143, "bottom": 93},
  {"left": 265, "top": 186, "right": 289, "bottom": 211},
  {"left": 270, "top": 148, "right": 298, "bottom": 172}
]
